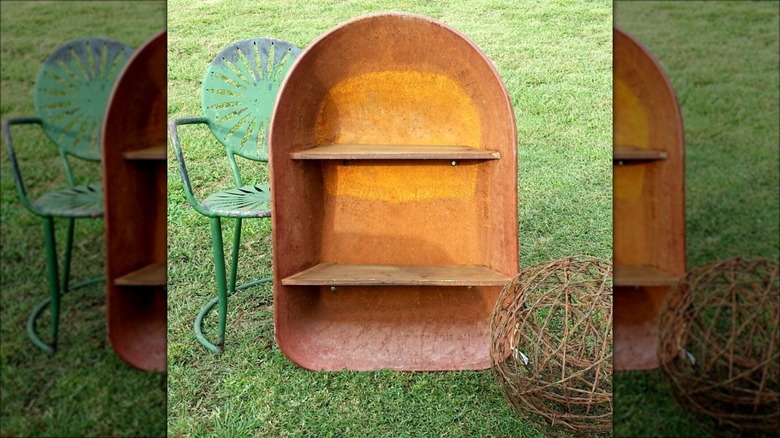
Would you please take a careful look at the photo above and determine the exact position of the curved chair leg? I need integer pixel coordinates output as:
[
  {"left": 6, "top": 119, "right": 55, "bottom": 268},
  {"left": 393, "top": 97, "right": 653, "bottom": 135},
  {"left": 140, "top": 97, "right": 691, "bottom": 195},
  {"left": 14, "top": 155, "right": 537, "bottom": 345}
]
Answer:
[
  {"left": 27, "top": 295, "right": 56, "bottom": 353},
  {"left": 196, "top": 217, "right": 275, "bottom": 353},
  {"left": 194, "top": 276, "right": 273, "bottom": 353},
  {"left": 32, "top": 217, "right": 60, "bottom": 353},
  {"left": 196, "top": 217, "right": 229, "bottom": 353},
  {"left": 196, "top": 217, "right": 240, "bottom": 353},
  {"left": 27, "top": 277, "right": 103, "bottom": 353},
  {"left": 194, "top": 295, "right": 222, "bottom": 353},
  {"left": 28, "top": 217, "right": 103, "bottom": 352}
]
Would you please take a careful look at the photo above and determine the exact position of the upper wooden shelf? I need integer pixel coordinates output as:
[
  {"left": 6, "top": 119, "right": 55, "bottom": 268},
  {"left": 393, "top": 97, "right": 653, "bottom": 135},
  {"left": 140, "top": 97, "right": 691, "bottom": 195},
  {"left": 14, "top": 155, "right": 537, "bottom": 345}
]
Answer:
[
  {"left": 123, "top": 145, "right": 166, "bottom": 161},
  {"left": 290, "top": 144, "right": 501, "bottom": 160},
  {"left": 282, "top": 263, "right": 512, "bottom": 287},
  {"left": 614, "top": 146, "right": 667, "bottom": 162},
  {"left": 614, "top": 265, "right": 680, "bottom": 287},
  {"left": 115, "top": 262, "right": 166, "bottom": 286}
]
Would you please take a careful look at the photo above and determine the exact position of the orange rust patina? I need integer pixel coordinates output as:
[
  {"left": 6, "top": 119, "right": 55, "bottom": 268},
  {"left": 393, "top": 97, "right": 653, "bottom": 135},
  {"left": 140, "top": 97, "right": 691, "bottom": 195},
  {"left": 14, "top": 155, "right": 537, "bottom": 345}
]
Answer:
[
  {"left": 269, "top": 13, "right": 517, "bottom": 371},
  {"left": 613, "top": 27, "right": 685, "bottom": 371},
  {"left": 318, "top": 71, "right": 481, "bottom": 203},
  {"left": 102, "top": 31, "right": 167, "bottom": 372}
]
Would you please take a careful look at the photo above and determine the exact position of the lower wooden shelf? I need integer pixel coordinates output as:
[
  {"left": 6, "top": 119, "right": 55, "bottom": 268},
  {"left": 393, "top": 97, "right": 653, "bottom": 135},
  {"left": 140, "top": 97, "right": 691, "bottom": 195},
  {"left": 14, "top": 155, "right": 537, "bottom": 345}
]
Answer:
[
  {"left": 282, "top": 263, "right": 511, "bottom": 287},
  {"left": 614, "top": 265, "right": 680, "bottom": 287},
  {"left": 114, "top": 263, "right": 166, "bottom": 286},
  {"left": 123, "top": 145, "right": 166, "bottom": 160}
]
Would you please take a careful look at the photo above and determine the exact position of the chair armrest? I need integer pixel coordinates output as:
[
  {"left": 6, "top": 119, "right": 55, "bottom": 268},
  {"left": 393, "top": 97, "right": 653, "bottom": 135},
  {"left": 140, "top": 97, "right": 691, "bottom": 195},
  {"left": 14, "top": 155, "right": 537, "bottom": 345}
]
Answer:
[
  {"left": 169, "top": 117, "right": 214, "bottom": 217},
  {"left": 3, "top": 117, "right": 45, "bottom": 215}
]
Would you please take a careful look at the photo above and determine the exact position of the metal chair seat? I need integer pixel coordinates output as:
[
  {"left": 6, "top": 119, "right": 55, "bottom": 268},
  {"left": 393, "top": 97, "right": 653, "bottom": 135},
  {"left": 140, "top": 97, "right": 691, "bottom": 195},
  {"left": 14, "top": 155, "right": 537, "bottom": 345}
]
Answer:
[
  {"left": 201, "top": 184, "right": 271, "bottom": 218},
  {"left": 33, "top": 183, "right": 103, "bottom": 218}
]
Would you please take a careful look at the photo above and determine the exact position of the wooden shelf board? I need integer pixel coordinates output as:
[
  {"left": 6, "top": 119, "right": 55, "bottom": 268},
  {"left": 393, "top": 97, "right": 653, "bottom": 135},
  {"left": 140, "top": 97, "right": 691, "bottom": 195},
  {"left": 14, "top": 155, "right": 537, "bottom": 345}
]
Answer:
[
  {"left": 614, "top": 265, "right": 680, "bottom": 287},
  {"left": 290, "top": 144, "right": 501, "bottom": 160},
  {"left": 282, "top": 263, "right": 512, "bottom": 286},
  {"left": 115, "top": 262, "right": 166, "bottom": 286},
  {"left": 614, "top": 146, "right": 667, "bottom": 162},
  {"left": 123, "top": 145, "right": 166, "bottom": 160}
]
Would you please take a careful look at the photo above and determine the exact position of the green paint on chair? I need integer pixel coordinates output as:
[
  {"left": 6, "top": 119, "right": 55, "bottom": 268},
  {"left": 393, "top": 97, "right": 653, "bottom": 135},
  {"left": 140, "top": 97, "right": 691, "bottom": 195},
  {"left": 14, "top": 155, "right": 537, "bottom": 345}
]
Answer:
[
  {"left": 170, "top": 37, "right": 302, "bottom": 352},
  {"left": 3, "top": 38, "right": 132, "bottom": 353}
]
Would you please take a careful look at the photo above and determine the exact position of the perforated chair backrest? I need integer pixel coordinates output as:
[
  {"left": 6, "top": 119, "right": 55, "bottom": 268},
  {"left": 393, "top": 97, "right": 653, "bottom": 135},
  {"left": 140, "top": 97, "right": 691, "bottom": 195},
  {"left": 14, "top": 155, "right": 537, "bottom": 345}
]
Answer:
[
  {"left": 34, "top": 38, "right": 133, "bottom": 161},
  {"left": 201, "top": 38, "right": 301, "bottom": 162}
]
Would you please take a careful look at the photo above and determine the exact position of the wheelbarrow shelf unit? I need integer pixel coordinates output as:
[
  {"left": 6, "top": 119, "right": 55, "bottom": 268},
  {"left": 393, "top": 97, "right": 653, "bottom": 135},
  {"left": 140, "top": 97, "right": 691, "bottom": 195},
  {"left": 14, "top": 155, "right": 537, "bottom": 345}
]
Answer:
[
  {"left": 102, "top": 31, "right": 167, "bottom": 372},
  {"left": 270, "top": 13, "right": 518, "bottom": 371},
  {"left": 613, "top": 27, "right": 685, "bottom": 371}
]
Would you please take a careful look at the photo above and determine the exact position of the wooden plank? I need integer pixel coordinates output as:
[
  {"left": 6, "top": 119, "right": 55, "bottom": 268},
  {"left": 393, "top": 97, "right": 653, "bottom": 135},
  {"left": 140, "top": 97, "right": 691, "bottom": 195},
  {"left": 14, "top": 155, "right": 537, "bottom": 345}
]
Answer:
[
  {"left": 115, "top": 263, "right": 166, "bottom": 286},
  {"left": 290, "top": 144, "right": 501, "bottom": 160},
  {"left": 282, "top": 263, "right": 511, "bottom": 286},
  {"left": 614, "top": 265, "right": 680, "bottom": 287},
  {"left": 613, "top": 145, "right": 667, "bottom": 162},
  {"left": 123, "top": 145, "right": 166, "bottom": 160}
]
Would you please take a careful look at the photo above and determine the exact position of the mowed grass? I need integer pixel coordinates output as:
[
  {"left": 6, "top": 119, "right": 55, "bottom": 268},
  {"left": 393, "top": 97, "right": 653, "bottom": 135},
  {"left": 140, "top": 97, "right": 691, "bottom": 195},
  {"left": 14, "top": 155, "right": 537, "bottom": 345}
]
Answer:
[
  {"left": 167, "top": 0, "right": 612, "bottom": 436},
  {"left": 614, "top": 1, "right": 779, "bottom": 437},
  {"left": 0, "top": 2, "right": 166, "bottom": 437}
]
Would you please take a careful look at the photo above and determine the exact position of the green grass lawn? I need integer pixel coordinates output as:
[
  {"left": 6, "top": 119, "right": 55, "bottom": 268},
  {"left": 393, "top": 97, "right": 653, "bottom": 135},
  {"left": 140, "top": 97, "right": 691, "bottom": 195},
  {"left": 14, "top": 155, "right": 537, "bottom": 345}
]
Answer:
[
  {"left": 614, "top": 1, "right": 780, "bottom": 436},
  {"left": 0, "top": 2, "right": 167, "bottom": 437},
  {"left": 167, "top": 0, "right": 612, "bottom": 436}
]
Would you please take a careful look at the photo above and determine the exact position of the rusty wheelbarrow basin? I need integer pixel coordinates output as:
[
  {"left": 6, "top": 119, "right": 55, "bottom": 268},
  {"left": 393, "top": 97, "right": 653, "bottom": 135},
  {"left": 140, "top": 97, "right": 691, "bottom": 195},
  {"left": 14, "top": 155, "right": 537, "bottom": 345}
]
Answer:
[
  {"left": 269, "top": 13, "right": 518, "bottom": 371},
  {"left": 613, "top": 27, "right": 685, "bottom": 371},
  {"left": 103, "top": 31, "right": 167, "bottom": 372}
]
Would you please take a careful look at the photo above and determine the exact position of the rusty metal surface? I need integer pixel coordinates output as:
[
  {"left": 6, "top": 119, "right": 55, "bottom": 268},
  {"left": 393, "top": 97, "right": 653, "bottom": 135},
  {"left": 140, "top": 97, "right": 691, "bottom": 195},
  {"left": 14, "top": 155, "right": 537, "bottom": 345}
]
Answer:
[
  {"left": 614, "top": 285, "right": 669, "bottom": 370},
  {"left": 613, "top": 27, "right": 685, "bottom": 370},
  {"left": 102, "top": 30, "right": 167, "bottom": 372},
  {"left": 269, "top": 13, "right": 517, "bottom": 371}
]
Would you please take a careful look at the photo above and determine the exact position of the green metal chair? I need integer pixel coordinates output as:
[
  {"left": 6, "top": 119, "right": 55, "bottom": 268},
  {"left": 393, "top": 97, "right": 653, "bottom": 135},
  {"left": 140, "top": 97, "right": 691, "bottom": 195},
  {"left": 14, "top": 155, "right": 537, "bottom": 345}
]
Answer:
[
  {"left": 169, "top": 37, "right": 302, "bottom": 352},
  {"left": 3, "top": 38, "right": 133, "bottom": 352}
]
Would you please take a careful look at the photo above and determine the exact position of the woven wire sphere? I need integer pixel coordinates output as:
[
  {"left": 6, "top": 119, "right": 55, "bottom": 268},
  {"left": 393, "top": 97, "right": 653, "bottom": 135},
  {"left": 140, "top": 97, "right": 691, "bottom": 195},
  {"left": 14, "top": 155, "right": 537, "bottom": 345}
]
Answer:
[
  {"left": 658, "top": 257, "right": 780, "bottom": 434},
  {"left": 490, "top": 256, "right": 613, "bottom": 436}
]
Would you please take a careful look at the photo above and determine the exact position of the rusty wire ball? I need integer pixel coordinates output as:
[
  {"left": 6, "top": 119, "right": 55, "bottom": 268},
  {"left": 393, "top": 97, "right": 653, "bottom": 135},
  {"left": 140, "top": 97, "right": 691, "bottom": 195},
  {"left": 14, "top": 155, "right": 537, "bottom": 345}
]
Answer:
[
  {"left": 490, "top": 256, "right": 613, "bottom": 436},
  {"left": 658, "top": 257, "right": 780, "bottom": 434}
]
